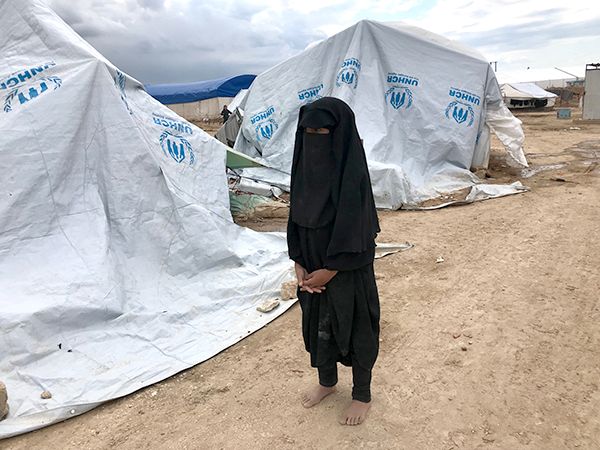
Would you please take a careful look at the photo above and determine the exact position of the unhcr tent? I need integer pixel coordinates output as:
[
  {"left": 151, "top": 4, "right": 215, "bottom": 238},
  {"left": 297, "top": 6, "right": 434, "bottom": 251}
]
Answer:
[
  {"left": 0, "top": 0, "right": 292, "bottom": 438},
  {"left": 146, "top": 75, "right": 256, "bottom": 121},
  {"left": 501, "top": 83, "right": 558, "bottom": 109},
  {"left": 234, "top": 20, "right": 529, "bottom": 209}
]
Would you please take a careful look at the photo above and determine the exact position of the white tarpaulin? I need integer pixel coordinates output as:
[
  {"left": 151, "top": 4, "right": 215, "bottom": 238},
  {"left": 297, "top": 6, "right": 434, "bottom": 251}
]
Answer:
[
  {"left": 234, "top": 20, "right": 528, "bottom": 209},
  {"left": 0, "top": 0, "right": 294, "bottom": 438},
  {"left": 501, "top": 83, "right": 558, "bottom": 100}
]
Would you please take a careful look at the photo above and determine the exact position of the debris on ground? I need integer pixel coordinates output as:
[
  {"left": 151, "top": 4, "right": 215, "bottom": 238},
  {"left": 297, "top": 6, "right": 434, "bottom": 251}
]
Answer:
[
  {"left": 256, "top": 299, "right": 280, "bottom": 313},
  {"left": 281, "top": 280, "right": 298, "bottom": 300},
  {"left": 0, "top": 381, "right": 9, "bottom": 421}
]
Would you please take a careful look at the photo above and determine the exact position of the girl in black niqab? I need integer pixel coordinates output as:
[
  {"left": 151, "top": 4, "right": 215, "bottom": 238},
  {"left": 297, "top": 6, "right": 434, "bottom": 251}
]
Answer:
[{"left": 287, "top": 97, "right": 380, "bottom": 426}]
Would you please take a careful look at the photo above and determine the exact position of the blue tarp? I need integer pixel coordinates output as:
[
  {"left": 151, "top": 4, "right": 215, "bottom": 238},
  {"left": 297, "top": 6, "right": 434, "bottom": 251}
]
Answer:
[{"left": 145, "top": 74, "right": 256, "bottom": 105}]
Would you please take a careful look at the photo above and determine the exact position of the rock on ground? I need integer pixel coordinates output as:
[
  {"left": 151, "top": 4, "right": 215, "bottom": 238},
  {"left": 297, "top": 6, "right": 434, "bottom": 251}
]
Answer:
[
  {"left": 256, "top": 299, "right": 280, "bottom": 313},
  {"left": 280, "top": 280, "right": 298, "bottom": 300},
  {"left": 0, "top": 381, "right": 9, "bottom": 421}
]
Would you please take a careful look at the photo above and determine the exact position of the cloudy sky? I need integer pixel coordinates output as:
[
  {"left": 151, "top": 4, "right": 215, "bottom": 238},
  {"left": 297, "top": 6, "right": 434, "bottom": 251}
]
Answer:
[{"left": 46, "top": 0, "right": 599, "bottom": 85}]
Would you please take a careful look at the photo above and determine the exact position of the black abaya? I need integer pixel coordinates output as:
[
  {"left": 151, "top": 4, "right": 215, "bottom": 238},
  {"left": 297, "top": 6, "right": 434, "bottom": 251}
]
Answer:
[{"left": 287, "top": 97, "right": 380, "bottom": 372}]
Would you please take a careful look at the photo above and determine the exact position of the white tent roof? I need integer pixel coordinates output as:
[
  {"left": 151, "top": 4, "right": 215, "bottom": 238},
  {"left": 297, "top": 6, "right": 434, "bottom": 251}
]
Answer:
[
  {"left": 234, "top": 20, "right": 528, "bottom": 209},
  {"left": 0, "top": 0, "right": 293, "bottom": 438},
  {"left": 228, "top": 88, "right": 249, "bottom": 112},
  {"left": 496, "top": 66, "right": 584, "bottom": 85},
  {"left": 501, "top": 83, "right": 559, "bottom": 100}
]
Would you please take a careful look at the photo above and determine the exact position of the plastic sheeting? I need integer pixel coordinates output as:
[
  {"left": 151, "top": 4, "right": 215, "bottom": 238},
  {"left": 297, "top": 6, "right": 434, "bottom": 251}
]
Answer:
[
  {"left": 145, "top": 75, "right": 256, "bottom": 105},
  {"left": 0, "top": 0, "right": 293, "bottom": 439},
  {"left": 501, "top": 83, "right": 558, "bottom": 99},
  {"left": 234, "top": 20, "right": 528, "bottom": 209}
]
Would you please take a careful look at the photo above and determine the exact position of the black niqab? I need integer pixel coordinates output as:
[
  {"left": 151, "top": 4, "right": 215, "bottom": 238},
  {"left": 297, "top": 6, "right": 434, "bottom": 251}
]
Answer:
[{"left": 289, "top": 97, "right": 380, "bottom": 257}]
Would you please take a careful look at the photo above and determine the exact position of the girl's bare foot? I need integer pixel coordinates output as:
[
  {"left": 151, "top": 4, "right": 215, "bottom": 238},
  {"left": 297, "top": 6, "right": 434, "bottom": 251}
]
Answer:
[
  {"left": 340, "top": 400, "right": 371, "bottom": 425},
  {"left": 301, "top": 385, "right": 336, "bottom": 408}
]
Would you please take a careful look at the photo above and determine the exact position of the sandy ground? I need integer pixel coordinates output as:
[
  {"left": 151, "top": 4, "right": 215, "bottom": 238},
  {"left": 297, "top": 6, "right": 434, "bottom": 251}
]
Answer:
[{"left": 3, "top": 109, "right": 600, "bottom": 450}]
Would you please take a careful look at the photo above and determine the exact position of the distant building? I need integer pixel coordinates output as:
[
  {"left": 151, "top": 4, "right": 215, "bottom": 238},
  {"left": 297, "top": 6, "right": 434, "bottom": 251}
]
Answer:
[
  {"left": 582, "top": 63, "right": 600, "bottom": 120},
  {"left": 145, "top": 75, "right": 256, "bottom": 122}
]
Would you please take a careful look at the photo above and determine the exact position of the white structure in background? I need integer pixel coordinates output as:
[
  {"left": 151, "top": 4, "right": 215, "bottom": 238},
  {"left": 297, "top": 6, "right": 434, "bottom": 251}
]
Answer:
[
  {"left": 496, "top": 67, "right": 585, "bottom": 89},
  {"left": 501, "top": 83, "right": 558, "bottom": 109},
  {"left": 583, "top": 64, "right": 600, "bottom": 120},
  {"left": 235, "top": 20, "right": 528, "bottom": 210}
]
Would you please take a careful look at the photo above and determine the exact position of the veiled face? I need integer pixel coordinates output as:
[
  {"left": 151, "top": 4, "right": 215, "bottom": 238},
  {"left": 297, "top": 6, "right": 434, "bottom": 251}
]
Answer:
[
  {"left": 301, "top": 127, "right": 334, "bottom": 184},
  {"left": 305, "top": 127, "right": 330, "bottom": 134}
]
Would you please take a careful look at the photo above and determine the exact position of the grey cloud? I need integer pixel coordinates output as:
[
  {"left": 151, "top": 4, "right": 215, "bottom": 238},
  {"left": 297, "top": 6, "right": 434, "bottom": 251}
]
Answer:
[
  {"left": 452, "top": 14, "right": 600, "bottom": 55},
  {"left": 522, "top": 7, "right": 567, "bottom": 20},
  {"left": 138, "top": 0, "right": 165, "bottom": 10}
]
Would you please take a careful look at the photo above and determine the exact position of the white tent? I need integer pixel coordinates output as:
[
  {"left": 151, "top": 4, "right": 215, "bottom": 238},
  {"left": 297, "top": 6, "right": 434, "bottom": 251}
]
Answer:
[
  {"left": 501, "top": 83, "right": 558, "bottom": 109},
  {"left": 0, "top": 0, "right": 293, "bottom": 438},
  {"left": 496, "top": 66, "right": 585, "bottom": 89},
  {"left": 234, "top": 20, "right": 529, "bottom": 210}
]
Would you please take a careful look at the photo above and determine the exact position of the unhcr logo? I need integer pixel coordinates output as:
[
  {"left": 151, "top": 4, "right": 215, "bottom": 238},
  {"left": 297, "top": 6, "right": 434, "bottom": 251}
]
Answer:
[
  {"left": 445, "top": 87, "right": 479, "bottom": 126},
  {"left": 159, "top": 131, "right": 195, "bottom": 165},
  {"left": 385, "top": 73, "right": 417, "bottom": 110},
  {"left": 250, "top": 106, "right": 279, "bottom": 141},
  {"left": 298, "top": 84, "right": 323, "bottom": 104},
  {"left": 3, "top": 76, "right": 62, "bottom": 113},
  {"left": 445, "top": 101, "right": 475, "bottom": 127},
  {"left": 336, "top": 58, "right": 361, "bottom": 89},
  {"left": 385, "top": 86, "right": 413, "bottom": 110},
  {"left": 255, "top": 119, "right": 279, "bottom": 142},
  {"left": 113, "top": 70, "right": 132, "bottom": 115}
]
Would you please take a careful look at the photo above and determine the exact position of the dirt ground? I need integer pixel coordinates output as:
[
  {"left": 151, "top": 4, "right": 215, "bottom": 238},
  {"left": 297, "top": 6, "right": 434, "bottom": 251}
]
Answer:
[{"left": 3, "top": 109, "right": 600, "bottom": 450}]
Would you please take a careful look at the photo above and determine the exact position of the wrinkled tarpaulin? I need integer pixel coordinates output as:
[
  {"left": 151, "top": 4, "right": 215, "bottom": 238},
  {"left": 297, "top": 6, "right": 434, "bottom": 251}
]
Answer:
[{"left": 0, "top": 0, "right": 293, "bottom": 438}]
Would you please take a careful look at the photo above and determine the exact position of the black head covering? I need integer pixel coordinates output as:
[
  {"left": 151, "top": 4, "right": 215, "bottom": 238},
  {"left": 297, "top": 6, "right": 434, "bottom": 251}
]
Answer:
[{"left": 289, "top": 97, "right": 380, "bottom": 256}]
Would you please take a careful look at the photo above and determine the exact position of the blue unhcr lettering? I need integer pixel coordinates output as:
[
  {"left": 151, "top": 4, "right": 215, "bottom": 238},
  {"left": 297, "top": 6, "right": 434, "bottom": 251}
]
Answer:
[
  {"left": 449, "top": 88, "right": 481, "bottom": 106},
  {"left": 250, "top": 106, "right": 275, "bottom": 125},
  {"left": 152, "top": 114, "right": 192, "bottom": 135},
  {"left": 30, "top": 66, "right": 45, "bottom": 76},
  {"left": 387, "top": 73, "right": 419, "bottom": 87},
  {"left": 298, "top": 84, "right": 324, "bottom": 101},
  {"left": 1, "top": 62, "right": 56, "bottom": 90},
  {"left": 18, "top": 71, "right": 32, "bottom": 83},
  {"left": 341, "top": 58, "right": 361, "bottom": 70}
]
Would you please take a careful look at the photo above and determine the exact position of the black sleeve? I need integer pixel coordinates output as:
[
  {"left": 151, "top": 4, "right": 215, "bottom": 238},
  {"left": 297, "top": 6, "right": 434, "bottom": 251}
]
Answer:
[
  {"left": 287, "top": 219, "right": 306, "bottom": 268},
  {"left": 324, "top": 246, "right": 375, "bottom": 272}
]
